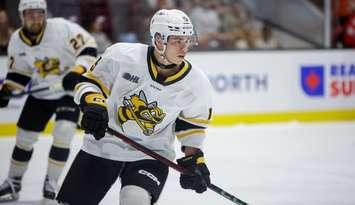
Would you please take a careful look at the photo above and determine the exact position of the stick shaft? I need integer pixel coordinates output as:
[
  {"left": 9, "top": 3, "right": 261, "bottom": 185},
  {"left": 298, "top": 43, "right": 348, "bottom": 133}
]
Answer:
[
  {"left": 10, "top": 87, "right": 50, "bottom": 98},
  {"left": 10, "top": 83, "right": 62, "bottom": 98},
  {"left": 106, "top": 127, "right": 248, "bottom": 205}
]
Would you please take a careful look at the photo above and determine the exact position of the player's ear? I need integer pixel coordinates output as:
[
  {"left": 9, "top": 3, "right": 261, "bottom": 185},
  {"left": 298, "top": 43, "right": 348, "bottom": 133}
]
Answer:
[{"left": 154, "top": 33, "right": 164, "bottom": 50}]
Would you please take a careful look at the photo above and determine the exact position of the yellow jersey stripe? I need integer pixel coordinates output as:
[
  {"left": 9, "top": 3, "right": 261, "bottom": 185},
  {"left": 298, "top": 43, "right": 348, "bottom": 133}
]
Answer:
[
  {"left": 180, "top": 117, "right": 211, "bottom": 125},
  {"left": 165, "top": 60, "right": 189, "bottom": 83},
  {"left": 19, "top": 30, "right": 32, "bottom": 46},
  {"left": 74, "top": 83, "right": 84, "bottom": 92},
  {"left": 19, "top": 28, "right": 45, "bottom": 46},
  {"left": 35, "top": 29, "right": 45, "bottom": 44},
  {"left": 176, "top": 129, "right": 206, "bottom": 139},
  {"left": 150, "top": 59, "right": 158, "bottom": 79},
  {"left": 3, "top": 80, "right": 25, "bottom": 90},
  {"left": 71, "top": 65, "right": 86, "bottom": 74},
  {"left": 83, "top": 72, "right": 111, "bottom": 97}
]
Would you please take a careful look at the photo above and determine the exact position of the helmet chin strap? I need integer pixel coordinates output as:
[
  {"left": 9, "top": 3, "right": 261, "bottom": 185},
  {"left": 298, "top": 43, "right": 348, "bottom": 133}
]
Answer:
[{"left": 153, "top": 42, "right": 177, "bottom": 70}]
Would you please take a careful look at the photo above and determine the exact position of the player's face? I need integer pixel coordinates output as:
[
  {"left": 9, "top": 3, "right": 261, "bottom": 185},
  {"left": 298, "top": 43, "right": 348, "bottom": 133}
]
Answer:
[
  {"left": 165, "top": 36, "right": 195, "bottom": 64},
  {"left": 22, "top": 9, "right": 45, "bottom": 35}
]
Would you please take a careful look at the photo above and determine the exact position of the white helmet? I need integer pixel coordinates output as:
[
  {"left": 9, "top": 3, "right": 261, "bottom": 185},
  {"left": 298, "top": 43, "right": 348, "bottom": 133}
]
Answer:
[
  {"left": 150, "top": 9, "right": 196, "bottom": 43},
  {"left": 18, "top": 0, "right": 47, "bottom": 14}
]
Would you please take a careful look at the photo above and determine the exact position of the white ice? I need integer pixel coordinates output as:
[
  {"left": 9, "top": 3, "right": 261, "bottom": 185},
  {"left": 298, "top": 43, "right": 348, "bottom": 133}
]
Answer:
[{"left": 1, "top": 121, "right": 355, "bottom": 205}]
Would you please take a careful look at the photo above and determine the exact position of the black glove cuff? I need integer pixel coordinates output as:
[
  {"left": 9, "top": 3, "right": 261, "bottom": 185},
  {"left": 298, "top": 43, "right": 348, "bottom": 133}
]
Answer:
[
  {"left": 79, "top": 92, "right": 97, "bottom": 110},
  {"left": 177, "top": 150, "right": 205, "bottom": 170}
]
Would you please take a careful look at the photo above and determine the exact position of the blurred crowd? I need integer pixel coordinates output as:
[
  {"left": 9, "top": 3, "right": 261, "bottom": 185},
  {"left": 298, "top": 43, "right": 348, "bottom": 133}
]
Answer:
[
  {"left": 332, "top": 0, "right": 355, "bottom": 48},
  {"left": 0, "top": 9, "right": 13, "bottom": 55},
  {"left": 115, "top": 0, "right": 281, "bottom": 51},
  {"left": 0, "top": 0, "right": 355, "bottom": 55}
]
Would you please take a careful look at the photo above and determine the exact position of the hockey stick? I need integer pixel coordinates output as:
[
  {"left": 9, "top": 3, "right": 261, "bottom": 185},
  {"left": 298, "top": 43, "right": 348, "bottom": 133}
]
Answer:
[
  {"left": 10, "top": 83, "right": 63, "bottom": 98},
  {"left": 106, "top": 127, "right": 249, "bottom": 205}
]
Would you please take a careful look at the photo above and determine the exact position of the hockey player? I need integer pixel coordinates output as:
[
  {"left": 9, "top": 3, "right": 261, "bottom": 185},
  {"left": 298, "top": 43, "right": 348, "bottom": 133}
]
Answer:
[
  {"left": 0, "top": 0, "right": 97, "bottom": 202},
  {"left": 56, "top": 9, "right": 213, "bottom": 205}
]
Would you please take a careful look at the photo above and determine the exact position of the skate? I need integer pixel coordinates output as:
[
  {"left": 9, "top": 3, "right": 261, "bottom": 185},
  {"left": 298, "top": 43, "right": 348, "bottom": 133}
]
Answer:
[
  {"left": 42, "top": 176, "right": 59, "bottom": 205},
  {"left": 0, "top": 177, "right": 21, "bottom": 202}
]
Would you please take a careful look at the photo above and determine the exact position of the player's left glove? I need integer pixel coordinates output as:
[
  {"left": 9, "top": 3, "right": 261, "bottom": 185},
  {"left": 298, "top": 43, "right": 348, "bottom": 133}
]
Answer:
[
  {"left": 62, "top": 65, "right": 86, "bottom": 91},
  {"left": 177, "top": 150, "right": 210, "bottom": 193},
  {"left": 0, "top": 85, "right": 12, "bottom": 108}
]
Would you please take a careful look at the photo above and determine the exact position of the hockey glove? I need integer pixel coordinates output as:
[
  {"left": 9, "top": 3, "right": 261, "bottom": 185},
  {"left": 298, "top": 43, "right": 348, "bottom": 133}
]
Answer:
[
  {"left": 80, "top": 92, "right": 108, "bottom": 140},
  {"left": 177, "top": 150, "right": 210, "bottom": 193},
  {"left": 0, "top": 85, "right": 12, "bottom": 108},
  {"left": 62, "top": 65, "right": 86, "bottom": 91}
]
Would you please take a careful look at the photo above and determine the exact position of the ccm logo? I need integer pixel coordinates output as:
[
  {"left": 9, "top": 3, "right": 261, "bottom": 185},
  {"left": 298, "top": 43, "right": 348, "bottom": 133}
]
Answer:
[{"left": 138, "top": 169, "right": 160, "bottom": 186}]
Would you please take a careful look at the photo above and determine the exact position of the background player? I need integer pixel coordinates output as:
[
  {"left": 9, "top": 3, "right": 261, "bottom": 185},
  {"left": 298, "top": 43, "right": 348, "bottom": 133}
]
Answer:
[
  {"left": 56, "top": 9, "right": 212, "bottom": 205},
  {"left": 0, "top": 0, "right": 97, "bottom": 202}
]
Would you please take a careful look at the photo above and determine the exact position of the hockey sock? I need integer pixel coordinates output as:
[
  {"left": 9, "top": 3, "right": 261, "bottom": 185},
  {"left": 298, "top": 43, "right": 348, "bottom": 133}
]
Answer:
[
  {"left": 120, "top": 185, "right": 152, "bottom": 205},
  {"left": 46, "top": 145, "right": 70, "bottom": 181},
  {"left": 9, "top": 145, "right": 33, "bottom": 179}
]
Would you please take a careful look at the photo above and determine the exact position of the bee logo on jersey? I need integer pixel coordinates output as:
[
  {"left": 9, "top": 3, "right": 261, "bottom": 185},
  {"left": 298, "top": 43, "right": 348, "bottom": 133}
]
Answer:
[
  {"left": 34, "top": 57, "right": 61, "bottom": 78},
  {"left": 117, "top": 90, "right": 166, "bottom": 136}
]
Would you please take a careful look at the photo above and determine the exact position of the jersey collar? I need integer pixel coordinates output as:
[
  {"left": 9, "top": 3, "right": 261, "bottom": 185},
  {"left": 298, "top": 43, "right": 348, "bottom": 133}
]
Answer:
[
  {"left": 19, "top": 26, "right": 45, "bottom": 47},
  {"left": 147, "top": 46, "right": 192, "bottom": 86}
]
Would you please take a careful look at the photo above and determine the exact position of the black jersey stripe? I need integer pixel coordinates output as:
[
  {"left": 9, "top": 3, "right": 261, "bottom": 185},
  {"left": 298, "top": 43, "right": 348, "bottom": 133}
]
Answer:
[
  {"left": 147, "top": 46, "right": 157, "bottom": 81},
  {"left": 175, "top": 117, "right": 205, "bottom": 132},
  {"left": 146, "top": 46, "right": 192, "bottom": 86},
  {"left": 163, "top": 60, "right": 191, "bottom": 85},
  {"left": 19, "top": 28, "right": 45, "bottom": 46},
  {"left": 82, "top": 72, "right": 111, "bottom": 98},
  {"left": 6, "top": 72, "right": 31, "bottom": 87},
  {"left": 78, "top": 47, "right": 97, "bottom": 57},
  {"left": 82, "top": 78, "right": 108, "bottom": 98}
]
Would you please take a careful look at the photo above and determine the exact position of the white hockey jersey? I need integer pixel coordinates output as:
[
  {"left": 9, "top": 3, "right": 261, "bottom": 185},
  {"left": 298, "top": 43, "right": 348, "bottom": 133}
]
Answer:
[
  {"left": 5, "top": 18, "right": 97, "bottom": 100},
  {"left": 75, "top": 43, "right": 213, "bottom": 161}
]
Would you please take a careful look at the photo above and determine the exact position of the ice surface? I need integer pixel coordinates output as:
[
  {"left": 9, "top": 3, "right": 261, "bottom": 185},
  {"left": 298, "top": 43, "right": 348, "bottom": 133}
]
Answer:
[{"left": 1, "top": 122, "right": 355, "bottom": 205}]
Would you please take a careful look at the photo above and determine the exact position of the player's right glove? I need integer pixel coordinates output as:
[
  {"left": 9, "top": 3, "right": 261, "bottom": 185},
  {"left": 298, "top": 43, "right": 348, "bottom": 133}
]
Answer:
[
  {"left": 0, "top": 85, "right": 12, "bottom": 108},
  {"left": 177, "top": 150, "right": 210, "bottom": 193},
  {"left": 79, "top": 92, "right": 108, "bottom": 140}
]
